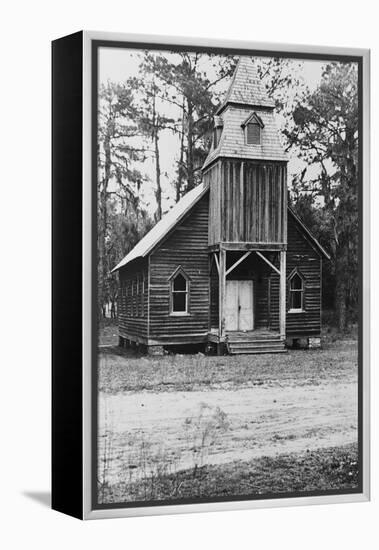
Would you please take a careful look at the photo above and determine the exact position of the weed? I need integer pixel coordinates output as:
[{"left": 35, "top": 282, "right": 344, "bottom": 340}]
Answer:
[{"left": 183, "top": 403, "right": 229, "bottom": 493}]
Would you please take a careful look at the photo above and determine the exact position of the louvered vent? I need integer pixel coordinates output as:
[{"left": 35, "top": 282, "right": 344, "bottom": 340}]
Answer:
[{"left": 246, "top": 122, "right": 260, "bottom": 145}]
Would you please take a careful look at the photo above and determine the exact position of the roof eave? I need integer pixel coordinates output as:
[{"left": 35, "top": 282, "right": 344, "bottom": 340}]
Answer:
[
  {"left": 112, "top": 184, "right": 210, "bottom": 273},
  {"left": 288, "top": 207, "right": 331, "bottom": 260},
  {"left": 216, "top": 101, "right": 275, "bottom": 116},
  {"left": 203, "top": 153, "right": 289, "bottom": 172}
]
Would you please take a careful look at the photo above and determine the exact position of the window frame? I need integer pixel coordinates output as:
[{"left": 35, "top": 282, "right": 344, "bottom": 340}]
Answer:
[
  {"left": 241, "top": 112, "right": 264, "bottom": 146},
  {"left": 169, "top": 266, "right": 191, "bottom": 316},
  {"left": 288, "top": 270, "right": 305, "bottom": 313}
]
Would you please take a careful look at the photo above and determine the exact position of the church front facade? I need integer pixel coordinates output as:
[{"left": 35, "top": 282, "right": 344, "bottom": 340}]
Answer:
[{"left": 112, "top": 57, "right": 329, "bottom": 355}]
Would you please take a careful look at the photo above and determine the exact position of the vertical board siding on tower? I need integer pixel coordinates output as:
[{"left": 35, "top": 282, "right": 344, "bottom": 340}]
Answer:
[
  {"left": 118, "top": 258, "right": 149, "bottom": 340},
  {"left": 210, "top": 260, "right": 219, "bottom": 329},
  {"left": 270, "top": 214, "right": 322, "bottom": 336},
  {"left": 208, "top": 159, "right": 287, "bottom": 246},
  {"left": 205, "top": 163, "right": 221, "bottom": 245},
  {"left": 149, "top": 193, "right": 210, "bottom": 341}
]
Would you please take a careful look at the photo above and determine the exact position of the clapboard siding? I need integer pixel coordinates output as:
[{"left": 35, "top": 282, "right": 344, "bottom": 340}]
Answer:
[
  {"left": 270, "top": 213, "right": 321, "bottom": 336},
  {"left": 118, "top": 258, "right": 149, "bottom": 340},
  {"left": 255, "top": 275, "right": 270, "bottom": 329},
  {"left": 207, "top": 159, "right": 287, "bottom": 246},
  {"left": 149, "top": 193, "right": 209, "bottom": 341}
]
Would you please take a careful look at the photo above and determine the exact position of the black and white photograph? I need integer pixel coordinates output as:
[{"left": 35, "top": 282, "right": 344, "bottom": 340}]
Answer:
[
  {"left": 94, "top": 43, "right": 362, "bottom": 508},
  {"left": 2, "top": 0, "right": 378, "bottom": 542}
]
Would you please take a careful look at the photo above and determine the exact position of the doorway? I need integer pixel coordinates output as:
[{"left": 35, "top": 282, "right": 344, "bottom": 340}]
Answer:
[{"left": 225, "top": 280, "right": 254, "bottom": 331}]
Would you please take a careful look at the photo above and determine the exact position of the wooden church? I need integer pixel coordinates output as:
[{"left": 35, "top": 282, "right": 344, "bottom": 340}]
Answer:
[{"left": 112, "top": 57, "right": 329, "bottom": 355}]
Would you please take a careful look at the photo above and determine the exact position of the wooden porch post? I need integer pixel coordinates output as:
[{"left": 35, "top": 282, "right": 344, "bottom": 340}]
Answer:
[
  {"left": 279, "top": 250, "right": 286, "bottom": 340},
  {"left": 219, "top": 247, "right": 226, "bottom": 340}
]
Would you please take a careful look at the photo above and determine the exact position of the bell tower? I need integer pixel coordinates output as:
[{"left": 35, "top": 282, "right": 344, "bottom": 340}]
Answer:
[{"left": 203, "top": 57, "right": 288, "bottom": 346}]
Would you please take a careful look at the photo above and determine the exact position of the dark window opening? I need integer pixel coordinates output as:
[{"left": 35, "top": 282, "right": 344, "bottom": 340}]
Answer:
[
  {"left": 171, "top": 272, "right": 189, "bottom": 314},
  {"left": 246, "top": 122, "right": 261, "bottom": 145}
]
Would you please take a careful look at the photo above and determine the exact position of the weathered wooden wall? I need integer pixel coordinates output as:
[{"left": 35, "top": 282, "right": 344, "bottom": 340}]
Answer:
[
  {"left": 255, "top": 274, "right": 270, "bottom": 329},
  {"left": 118, "top": 186, "right": 322, "bottom": 345},
  {"left": 149, "top": 193, "right": 210, "bottom": 344},
  {"left": 205, "top": 162, "right": 221, "bottom": 246},
  {"left": 210, "top": 260, "right": 219, "bottom": 330},
  {"left": 118, "top": 258, "right": 149, "bottom": 341},
  {"left": 207, "top": 159, "right": 287, "bottom": 246},
  {"left": 270, "top": 213, "right": 322, "bottom": 336}
]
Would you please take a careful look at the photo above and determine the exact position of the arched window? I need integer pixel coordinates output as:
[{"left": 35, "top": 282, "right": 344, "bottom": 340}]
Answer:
[
  {"left": 246, "top": 122, "right": 261, "bottom": 145},
  {"left": 289, "top": 272, "right": 305, "bottom": 312},
  {"left": 169, "top": 267, "right": 190, "bottom": 315}
]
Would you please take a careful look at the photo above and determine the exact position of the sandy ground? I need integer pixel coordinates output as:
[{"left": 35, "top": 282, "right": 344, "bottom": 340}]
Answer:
[{"left": 99, "top": 375, "right": 357, "bottom": 485}]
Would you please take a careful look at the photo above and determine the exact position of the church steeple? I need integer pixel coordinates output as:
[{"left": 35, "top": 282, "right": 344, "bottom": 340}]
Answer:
[
  {"left": 203, "top": 56, "right": 287, "bottom": 171},
  {"left": 217, "top": 56, "right": 275, "bottom": 114}
]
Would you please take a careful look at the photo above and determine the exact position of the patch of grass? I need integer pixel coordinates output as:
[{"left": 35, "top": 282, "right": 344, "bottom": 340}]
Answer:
[
  {"left": 322, "top": 322, "right": 358, "bottom": 345},
  {"left": 98, "top": 337, "right": 357, "bottom": 394},
  {"left": 99, "top": 320, "right": 119, "bottom": 346},
  {"left": 101, "top": 443, "right": 358, "bottom": 504}
]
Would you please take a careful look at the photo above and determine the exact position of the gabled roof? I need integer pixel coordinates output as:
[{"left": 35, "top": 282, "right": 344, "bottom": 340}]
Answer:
[
  {"left": 241, "top": 111, "right": 264, "bottom": 128},
  {"left": 288, "top": 207, "right": 331, "bottom": 260},
  {"left": 217, "top": 56, "right": 275, "bottom": 115},
  {"left": 111, "top": 182, "right": 209, "bottom": 272}
]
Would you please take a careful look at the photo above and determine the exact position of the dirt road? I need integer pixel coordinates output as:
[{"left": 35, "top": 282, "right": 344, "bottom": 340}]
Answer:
[{"left": 99, "top": 376, "right": 357, "bottom": 485}]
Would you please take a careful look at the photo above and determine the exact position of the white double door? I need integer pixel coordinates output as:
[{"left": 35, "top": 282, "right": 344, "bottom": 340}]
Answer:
[{"left": 225, "top": 280, "right": 254, "bottom": 331}]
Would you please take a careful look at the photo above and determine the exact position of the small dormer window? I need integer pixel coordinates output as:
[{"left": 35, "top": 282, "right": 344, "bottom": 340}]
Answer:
[
  {"left": 246, "top": 122, "right": 261, "bottom": 145},
  {"left": 242, "top": 112, "right": 264, "bottom": 146}
]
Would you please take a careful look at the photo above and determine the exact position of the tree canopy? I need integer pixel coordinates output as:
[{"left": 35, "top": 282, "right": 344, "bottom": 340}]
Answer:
[{"left": 285, "top": 62, "right": 358, "bottom": 329}]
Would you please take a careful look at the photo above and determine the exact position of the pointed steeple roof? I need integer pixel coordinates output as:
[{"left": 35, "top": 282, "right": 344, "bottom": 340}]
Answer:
[
  {"left": 217, "top": 56, "right": 274, "bottom": 114},
  {"left": 202, "top": 56, "right": 286, "bottom": 170}
]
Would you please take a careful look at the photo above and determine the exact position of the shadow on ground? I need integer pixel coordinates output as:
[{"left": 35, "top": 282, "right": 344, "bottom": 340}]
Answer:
[{"left": 23, "top": 491, "right": 51, "bottom": 508}]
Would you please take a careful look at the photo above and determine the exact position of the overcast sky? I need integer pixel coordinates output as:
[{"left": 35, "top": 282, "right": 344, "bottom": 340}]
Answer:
[{"left": 98, "top": 47, "right": 327, "bottom": 215}]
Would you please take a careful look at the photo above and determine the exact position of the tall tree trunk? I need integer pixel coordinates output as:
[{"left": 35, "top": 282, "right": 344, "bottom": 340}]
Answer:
[
  {"left": 335, "top": 246, "right": 347, "bottom": 332},
  {"left": 152, "top": 89, "right": 162, "bottom": 221},
  {"left": 176, "top": 106, "right": 185, "bottom": 202},
  {"left": 186, "top": 100, "right": 195, "bottom": 191},
  {"left": 98, "top": 131, "right": 111, "bottom": 319},
  {"left": 154, "top": 129, "right": 162, "bottom": 221}
]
